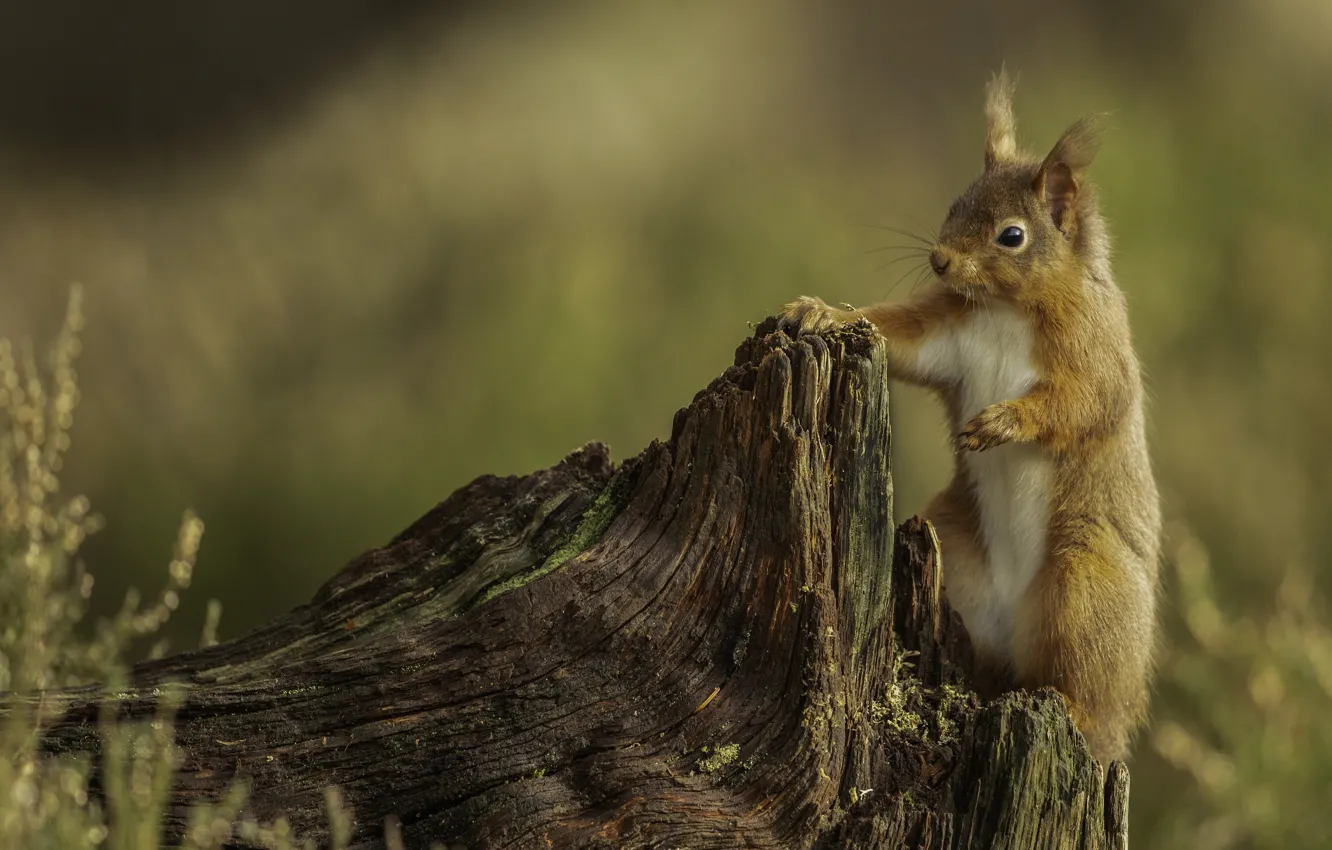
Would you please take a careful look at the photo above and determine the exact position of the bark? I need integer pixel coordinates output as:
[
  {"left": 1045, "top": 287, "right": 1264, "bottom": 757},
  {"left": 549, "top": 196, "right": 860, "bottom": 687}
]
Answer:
[{"left": 30, "top": 319, "right": 1129, "bottom": 849}]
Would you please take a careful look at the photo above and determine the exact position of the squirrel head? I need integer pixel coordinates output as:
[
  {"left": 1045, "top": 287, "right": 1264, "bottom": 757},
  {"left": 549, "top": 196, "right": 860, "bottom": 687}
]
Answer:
[{"left": 929, "top": 69, "right": 1107, "bottom": 304}]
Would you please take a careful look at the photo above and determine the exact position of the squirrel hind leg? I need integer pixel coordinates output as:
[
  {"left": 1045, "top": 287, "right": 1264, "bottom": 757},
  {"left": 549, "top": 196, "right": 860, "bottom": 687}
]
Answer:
[{"left": 1012, "top": 544, "right": 1154, "bottom": 764}]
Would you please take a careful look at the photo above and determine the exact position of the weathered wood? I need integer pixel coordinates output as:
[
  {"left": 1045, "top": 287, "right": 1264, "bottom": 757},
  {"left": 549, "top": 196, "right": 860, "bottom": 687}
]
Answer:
[{"left": 27, "top": 318, "right": 1129, "bottom": 848}]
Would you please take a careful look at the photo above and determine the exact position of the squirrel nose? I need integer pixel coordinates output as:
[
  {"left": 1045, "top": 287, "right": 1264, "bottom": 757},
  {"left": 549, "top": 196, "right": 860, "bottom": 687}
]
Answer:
[{"left": 929, "top": 249, "right": 950, "bottom": 275}]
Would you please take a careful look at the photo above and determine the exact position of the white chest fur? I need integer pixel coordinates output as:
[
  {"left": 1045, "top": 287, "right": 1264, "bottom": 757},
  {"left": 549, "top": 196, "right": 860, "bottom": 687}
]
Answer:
[{"left": 916, "top": 302, "right": 1055, "bottom": 657}]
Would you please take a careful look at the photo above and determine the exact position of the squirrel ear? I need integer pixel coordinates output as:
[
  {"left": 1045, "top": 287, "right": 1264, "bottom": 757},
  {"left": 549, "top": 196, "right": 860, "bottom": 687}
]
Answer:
[
  {"left": 1037, "top": 162, "right": 1079, "bottom": 230},
  {"left": 1035, "top": 116, "right": 1103, "bottom": 230},
  {"left": 984, "top": 67, "right": 1019, "bottom": 168}
]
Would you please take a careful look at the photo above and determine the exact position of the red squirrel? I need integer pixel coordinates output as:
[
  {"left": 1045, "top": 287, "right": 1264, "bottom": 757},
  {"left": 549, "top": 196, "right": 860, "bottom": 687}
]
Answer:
[{"left": 779, "top": 71, "right": 1160, "bottom": 762}]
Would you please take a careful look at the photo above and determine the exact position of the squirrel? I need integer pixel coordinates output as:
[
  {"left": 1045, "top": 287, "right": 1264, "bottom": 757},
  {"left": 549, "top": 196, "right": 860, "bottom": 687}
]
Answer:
[{"left": 778, "top": 70, "right": 1160, "bottom": 763}]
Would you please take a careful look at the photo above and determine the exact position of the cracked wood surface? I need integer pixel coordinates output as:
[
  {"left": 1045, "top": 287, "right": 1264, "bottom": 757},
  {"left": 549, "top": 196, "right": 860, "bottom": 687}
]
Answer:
[{"left": 27, "top": 319, "right": 1130, "bottom": 849}]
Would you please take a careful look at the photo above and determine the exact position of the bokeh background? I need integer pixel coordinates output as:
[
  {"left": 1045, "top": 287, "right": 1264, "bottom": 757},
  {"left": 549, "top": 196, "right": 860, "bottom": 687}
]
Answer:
[{"left": 2, "top": 1, "right": 1329, "bottom": 845}]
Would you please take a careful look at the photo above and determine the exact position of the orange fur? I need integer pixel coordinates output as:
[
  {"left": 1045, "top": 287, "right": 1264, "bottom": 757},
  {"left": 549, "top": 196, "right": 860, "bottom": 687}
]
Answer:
[{"left": 779, "top": 75, "right": 1160, "bottom": 763}]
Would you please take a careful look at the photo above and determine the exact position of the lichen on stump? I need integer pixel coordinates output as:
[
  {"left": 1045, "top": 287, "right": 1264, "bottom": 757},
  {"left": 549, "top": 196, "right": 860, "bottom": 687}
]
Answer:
[{"left": 29, "top": 319, "right": 1129, "bottom": 849}]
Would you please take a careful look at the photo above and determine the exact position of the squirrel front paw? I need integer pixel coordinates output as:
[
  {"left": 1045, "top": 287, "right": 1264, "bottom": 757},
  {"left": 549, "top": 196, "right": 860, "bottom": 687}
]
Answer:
[
  {"left": 956, "top": 402, "right": 1026, "bottom": 452},
  {"left": 777, "top": 296, "right": 855, "bottom": 335}
]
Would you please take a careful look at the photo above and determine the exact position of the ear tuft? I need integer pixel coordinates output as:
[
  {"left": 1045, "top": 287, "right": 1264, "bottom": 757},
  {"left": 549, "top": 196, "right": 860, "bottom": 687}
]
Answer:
[
  {"left": 1041, "top": 114, "right": 1104, "bottom": 174},
  {"left": 984, "top": 67, "right": 1020, "bottom": 168}
]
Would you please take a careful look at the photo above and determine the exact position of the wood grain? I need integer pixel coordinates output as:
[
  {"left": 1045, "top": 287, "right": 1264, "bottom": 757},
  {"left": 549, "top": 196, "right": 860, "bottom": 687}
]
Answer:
[{"left": 29, "top": 318, "right": 1129, "bottom": 848}]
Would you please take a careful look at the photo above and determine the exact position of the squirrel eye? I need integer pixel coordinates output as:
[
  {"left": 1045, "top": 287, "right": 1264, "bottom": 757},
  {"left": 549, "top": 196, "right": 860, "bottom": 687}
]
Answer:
[{"left": 996, "top": 225, "right": 1025, "bottom": 248}]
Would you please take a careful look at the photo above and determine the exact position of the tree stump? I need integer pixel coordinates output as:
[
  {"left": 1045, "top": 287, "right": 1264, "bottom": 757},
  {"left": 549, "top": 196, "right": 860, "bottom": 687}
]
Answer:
[{"left": 32, "top": 319, "right": 1130, "bottom": 848}]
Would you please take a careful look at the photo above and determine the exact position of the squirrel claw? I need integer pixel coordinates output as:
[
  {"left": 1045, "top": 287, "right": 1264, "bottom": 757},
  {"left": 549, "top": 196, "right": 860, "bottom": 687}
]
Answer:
[{"left": 955, "top": 430, "right": 995, "bottom": 453}]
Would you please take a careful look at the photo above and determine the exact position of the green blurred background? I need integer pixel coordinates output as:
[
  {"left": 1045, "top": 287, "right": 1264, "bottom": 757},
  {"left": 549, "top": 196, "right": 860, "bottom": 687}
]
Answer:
[{"left": 2, "top": 1, "right": 1329, "bottom": 845}]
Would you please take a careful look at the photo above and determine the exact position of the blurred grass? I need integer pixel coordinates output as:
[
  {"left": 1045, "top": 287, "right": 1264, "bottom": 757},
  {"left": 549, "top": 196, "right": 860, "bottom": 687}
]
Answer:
[
  {"left": 0, "top": 292, "right": 423, "bottom": 849},
  {"left": 0, "top": 1, "right": 1328, "bottom": 845}
]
